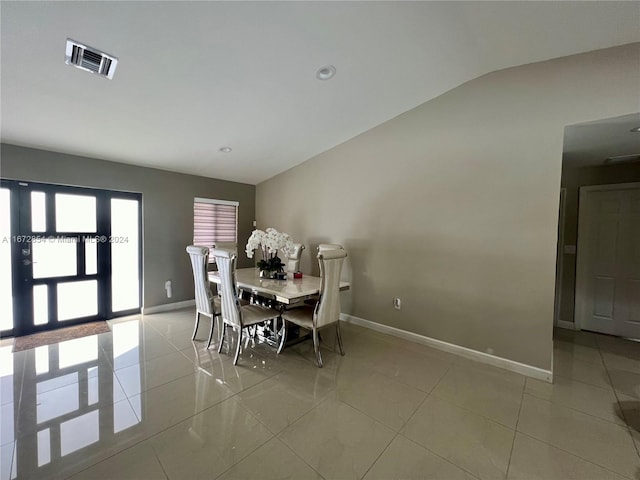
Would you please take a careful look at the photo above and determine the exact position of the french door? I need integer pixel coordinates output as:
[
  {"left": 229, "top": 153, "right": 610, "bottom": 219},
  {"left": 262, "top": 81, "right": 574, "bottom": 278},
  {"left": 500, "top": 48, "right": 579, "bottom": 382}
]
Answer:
[{"left": 0, "top": 179, "right": 142, "bottom": 337}]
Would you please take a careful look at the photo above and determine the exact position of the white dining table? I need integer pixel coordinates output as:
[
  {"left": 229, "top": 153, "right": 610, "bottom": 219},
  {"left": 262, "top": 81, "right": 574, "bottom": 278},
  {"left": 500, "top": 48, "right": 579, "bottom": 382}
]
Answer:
[{"left": 207, "top": 268, "right": 350, "bottom": 305}]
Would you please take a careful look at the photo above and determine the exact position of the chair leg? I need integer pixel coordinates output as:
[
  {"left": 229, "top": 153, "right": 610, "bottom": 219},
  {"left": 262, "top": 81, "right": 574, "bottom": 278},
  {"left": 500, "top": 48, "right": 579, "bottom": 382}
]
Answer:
[
  {"left": 206, "top": 315, "right": 216, "bottom": 348},
  {"left": 192, "top": 312, "right": 201, "bottom": 340},
  {"left": 335, "top": 322, "right": 345, "bottom": 356},
  {"left": 313, "top": 327, "right": 323, "bottom": 368},
  {"left": 233, "top": 327, "right": 242, "bottom": 365},
  {"left": 218, "top": 322, "right": 226, "bottom": 353},
  {"left": 277, "top": 318, "right": 287, "bottom": 354}
]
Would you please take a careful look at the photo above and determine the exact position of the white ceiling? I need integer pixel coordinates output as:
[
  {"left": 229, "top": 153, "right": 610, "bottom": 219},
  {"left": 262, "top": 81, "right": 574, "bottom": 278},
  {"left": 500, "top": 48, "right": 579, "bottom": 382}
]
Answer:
[
  {"left": 2, "top": 1, "right": 639, "bottom": 185},
  {"left": 563, "top": 113, "right": 640, "bottom": 168}
]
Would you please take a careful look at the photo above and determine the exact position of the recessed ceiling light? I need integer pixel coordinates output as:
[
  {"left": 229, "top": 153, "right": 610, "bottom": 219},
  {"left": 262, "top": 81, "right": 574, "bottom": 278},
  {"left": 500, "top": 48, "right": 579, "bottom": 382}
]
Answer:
[
  {"left": 316, "top": 65, "right": 336, "bottom": 81},
  {"left": 630, "top": 126, "right": 640, "bottom": 133},
  {"left": 219, "top": 147, "right": 232, "bottom": 153}
]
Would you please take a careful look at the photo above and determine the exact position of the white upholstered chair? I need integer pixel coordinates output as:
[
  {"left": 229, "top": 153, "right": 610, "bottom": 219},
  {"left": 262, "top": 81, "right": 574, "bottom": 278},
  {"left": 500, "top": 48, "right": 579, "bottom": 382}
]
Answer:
[
  {"left": 186, "top": 245, "right": 221, "bottom": 348},
  {"left": 318, "top": 243, "right": 343, "bottom": 253},
  {"left": 304, "top": 243, "right": 345, "bottom": 305},
  {"left": 279, "top": 248, "right": 347, "bottom": 367},
  {"left": 285, "top": 243, "right": 305, "bottom": 273},
  {"left": 213, "top": 242, "right": 237, "bottom": 255},
  {"left": 213, "top": 248, "right": 281, "bottom": 365},
  {"left": 213, "top": 241, "right": 255, "bottom": 303}
]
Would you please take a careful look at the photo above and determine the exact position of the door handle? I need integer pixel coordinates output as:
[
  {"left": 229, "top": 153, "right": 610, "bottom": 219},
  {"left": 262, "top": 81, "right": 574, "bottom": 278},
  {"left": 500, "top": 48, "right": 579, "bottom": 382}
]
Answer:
[{"left": 23, "top": 259, "right": 31, "bottom": 265}]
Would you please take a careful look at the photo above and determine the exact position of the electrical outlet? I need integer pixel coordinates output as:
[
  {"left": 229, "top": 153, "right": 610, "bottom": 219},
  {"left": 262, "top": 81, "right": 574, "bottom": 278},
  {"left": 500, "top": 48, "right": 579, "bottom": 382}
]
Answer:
[{"left": 393, "top": 298, "right": 401, "bottom": 310}]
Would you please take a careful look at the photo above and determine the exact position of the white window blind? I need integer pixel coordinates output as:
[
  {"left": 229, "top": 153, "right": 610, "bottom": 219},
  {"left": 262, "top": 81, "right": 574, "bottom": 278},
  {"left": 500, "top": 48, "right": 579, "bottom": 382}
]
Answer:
[{"left": 193, "top": 198, "right": 238, "bottom": 259}]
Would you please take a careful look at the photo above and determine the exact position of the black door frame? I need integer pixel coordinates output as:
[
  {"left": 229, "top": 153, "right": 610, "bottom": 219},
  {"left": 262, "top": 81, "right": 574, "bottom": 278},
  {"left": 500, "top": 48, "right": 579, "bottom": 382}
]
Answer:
[{"left": 1, "top": 179, "right": 142, "bottom": 337}]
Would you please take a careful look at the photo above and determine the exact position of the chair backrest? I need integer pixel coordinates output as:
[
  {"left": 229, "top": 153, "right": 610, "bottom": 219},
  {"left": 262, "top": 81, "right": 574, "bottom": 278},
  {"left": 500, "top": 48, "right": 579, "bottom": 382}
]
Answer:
[
  {"left": 186, "top": 245, "right": 215, "bottom": 315},
  {"left": 318, "top": 243, "right": 343, "bottom": 253},
  {"left": 286, "top": 243, "right": 305, "bottom": 273},
  {"left": 212, "top": 242, "right": 237, "bottom": 263},
  {"left": 314, "top": 248, "right": 347, "bottom": 328},
  {"left": 212, "top": 248, "right": 242, "bottom": 328}
]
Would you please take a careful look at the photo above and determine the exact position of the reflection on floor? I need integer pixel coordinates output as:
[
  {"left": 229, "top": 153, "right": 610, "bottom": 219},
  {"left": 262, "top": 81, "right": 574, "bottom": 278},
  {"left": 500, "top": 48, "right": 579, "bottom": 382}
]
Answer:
[{"left": 1, "top": 309, "right": 639, "bottom": 479}]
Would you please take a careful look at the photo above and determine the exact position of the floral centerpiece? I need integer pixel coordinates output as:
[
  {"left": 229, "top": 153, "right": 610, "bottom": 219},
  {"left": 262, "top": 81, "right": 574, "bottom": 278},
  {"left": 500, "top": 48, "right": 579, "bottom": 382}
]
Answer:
[{"left": 245, "top": 228, "right": 294, "bottom": 278}]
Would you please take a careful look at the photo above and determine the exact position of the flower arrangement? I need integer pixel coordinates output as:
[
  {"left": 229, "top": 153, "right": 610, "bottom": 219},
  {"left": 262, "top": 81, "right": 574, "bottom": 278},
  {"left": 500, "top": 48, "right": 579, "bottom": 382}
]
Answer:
[{"left": 245, "top": 228, "right": 295, "bottom": 276}]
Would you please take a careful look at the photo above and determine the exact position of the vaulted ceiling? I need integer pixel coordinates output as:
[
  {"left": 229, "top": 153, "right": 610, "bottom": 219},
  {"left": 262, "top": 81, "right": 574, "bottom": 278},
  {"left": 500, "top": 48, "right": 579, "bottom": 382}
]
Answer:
[{"left": 2, "top": 1, "right": 638, "bottom": 184}]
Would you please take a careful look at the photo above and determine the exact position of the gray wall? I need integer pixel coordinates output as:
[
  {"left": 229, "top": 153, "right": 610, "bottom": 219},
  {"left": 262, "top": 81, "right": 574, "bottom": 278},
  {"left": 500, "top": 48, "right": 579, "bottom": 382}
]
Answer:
[
  {"left": 1, "top": 144, "right": 255, "bottom": 309},
  {"left": 256, "top": 43, "right": 639, "bottom": 371},
  {"left": 558, "top": 163, "right": 640, "bottom": 325}
]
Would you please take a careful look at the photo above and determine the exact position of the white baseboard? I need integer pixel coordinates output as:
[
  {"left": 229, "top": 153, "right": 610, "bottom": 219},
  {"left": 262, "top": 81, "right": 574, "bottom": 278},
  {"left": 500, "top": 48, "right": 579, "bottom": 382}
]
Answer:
[
  {"left": 556, "top": 320, "right": 578, "bottom": 331},
  {"left": 340, "top": 313, "right": 553, "bottom": 383},
  {"left": 142, "top": 299, "right": 195, "bottom": 315}
]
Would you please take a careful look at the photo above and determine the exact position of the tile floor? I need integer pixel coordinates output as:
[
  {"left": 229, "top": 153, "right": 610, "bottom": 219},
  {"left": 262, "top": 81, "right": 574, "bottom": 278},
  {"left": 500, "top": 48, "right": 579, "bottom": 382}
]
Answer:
[{"left": 0, "top": 308, "right": 639, "bottom": 479}]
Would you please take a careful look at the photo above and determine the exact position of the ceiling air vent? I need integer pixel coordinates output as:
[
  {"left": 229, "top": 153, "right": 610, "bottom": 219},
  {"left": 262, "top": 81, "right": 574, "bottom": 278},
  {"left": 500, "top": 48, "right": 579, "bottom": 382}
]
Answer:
[{"left": 65, "top": 39, "right": 118, "bottom": 79}]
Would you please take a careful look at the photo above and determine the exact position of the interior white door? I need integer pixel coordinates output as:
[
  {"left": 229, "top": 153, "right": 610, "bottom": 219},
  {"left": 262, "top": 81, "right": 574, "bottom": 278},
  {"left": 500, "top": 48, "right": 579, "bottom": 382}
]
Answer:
[{"left": 577, "top": 184, "right": 640, "bottom": 338}]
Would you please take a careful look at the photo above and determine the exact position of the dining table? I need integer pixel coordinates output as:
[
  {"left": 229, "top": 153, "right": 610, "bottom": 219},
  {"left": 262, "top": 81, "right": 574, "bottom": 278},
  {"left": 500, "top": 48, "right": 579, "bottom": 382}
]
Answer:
[
  {"left": 207, "top": 267, "right": 350, "bottom": 347},
  {"left": 207, "top": 267, "right": 350, "bottom": 306}
]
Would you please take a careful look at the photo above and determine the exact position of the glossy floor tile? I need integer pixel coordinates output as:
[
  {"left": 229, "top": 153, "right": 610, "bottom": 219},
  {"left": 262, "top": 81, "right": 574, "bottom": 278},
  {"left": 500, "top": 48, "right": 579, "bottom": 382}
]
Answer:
[
  {"left": 149, "top": 397, "right": 272, "bottom": 479},
  {"left": 217, "top": 437, "right": 323, "bottom": 480},
  {"left": 114, "top": 350, "right": 195, "bottom": 397},
  {"left": 525, "top": 376, "right": 624, "bottom": 426},
  {"left": 335, "top": 370, "right": 427, "bottom": 431},
  {"left": 363, "top": 434, "right": 474, "bottom": 480},
  {"left": 278, "top": 396, "right": 395, "bottom": 480},
  {"left": 608, "top": 369, "right": 640, "bottom": 399},
  {"left": 237, "top": 374, "right": 327, "bottom": 434},
  {"left": 552, "top": 349, "right": 612, "bottom": 390},
  {"left": 2, "top": 311, "right": 639, "bottom": 480},
  {"left": 517, "top": 394, "right": 638, "bottom": 479},
  {"left": 507, "top": 433, "right": 628, "bottom": 480},
  {"left": 401, "top": 396, "right": 515, "bottom": 480},
  {"left": 69, "top": 441, "right": 167, "bottom": 480},
  {"left": 431, "top": 364, "right": 525, "bottom": 428},
  {"left": 553, "top": 340, "right": 604, "bottom": 365}
]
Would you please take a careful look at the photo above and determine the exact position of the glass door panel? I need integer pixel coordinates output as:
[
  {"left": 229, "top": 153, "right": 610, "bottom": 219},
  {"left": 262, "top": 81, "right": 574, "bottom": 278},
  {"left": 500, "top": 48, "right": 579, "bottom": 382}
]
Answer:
[
  {"left": 32, "top": 240, "right": 77, "bottom": 278},
  {"left": 84, "top": 240, "right": 97, "bottom": 275},
  {"left": 31, "top": 192, "right": 46, "bottom": 232},
  {"left": 111, "top": 199, "right": 140, "bottom": 312},
  {"left": 57, "top": 280, "right": 98, "bottom": 321},
  {"left": 55, "top": 194, "right": 96, "bottom": 232},
  {"left": 33, "top": 285, "right": 48, "bottom": 326},
  {"left": 3, "top": 179, "right": 141, "bottom": 336},
  {"left": 0, "top": 188, "right": 13, "bottom": 332}
]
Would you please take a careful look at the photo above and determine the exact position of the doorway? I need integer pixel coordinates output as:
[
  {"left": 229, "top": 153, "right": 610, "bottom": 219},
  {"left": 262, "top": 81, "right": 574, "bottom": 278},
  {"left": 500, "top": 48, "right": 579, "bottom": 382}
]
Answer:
[
  {"left": 575, "top": 183, "right": 640, "bottom": 338},
  {"left": 553, "top": 188, "right": 566, "bottom": 327},
  {"left": 0, "top": 179, "right": 142, "bottom": 337}
]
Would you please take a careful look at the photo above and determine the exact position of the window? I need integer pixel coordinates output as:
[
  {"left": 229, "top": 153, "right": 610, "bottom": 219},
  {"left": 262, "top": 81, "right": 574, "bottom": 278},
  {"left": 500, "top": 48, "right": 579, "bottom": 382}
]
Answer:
[{"left": 193, "top": 198, "right": 238, "bottom": 261}]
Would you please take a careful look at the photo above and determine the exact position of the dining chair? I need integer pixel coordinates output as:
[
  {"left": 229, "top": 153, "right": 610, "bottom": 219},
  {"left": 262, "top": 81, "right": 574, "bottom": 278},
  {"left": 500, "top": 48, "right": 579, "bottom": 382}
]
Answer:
[
  {"left": 186, "top": 245, "right": 221, "bottom": 348},
  {"left": 213, "top": 248, "right": 282, "bottom": 365},
  {"left": 214, "top": 242, "right": 237, "bottom": 255},
  {"left": 279, "top": 248, "right": 347, "bottom": 367},
  {"left": 303, "top": 243, "right": 345, "bottom": 306},
  {"left": 318, "top": 243, "right": 344, "bottom": 252},
  {"left": 285, "top": 243, "right": 305, "bottom": 273},
  {"left": 213, "top": 241, "right": 257, "bottom": 304}
]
